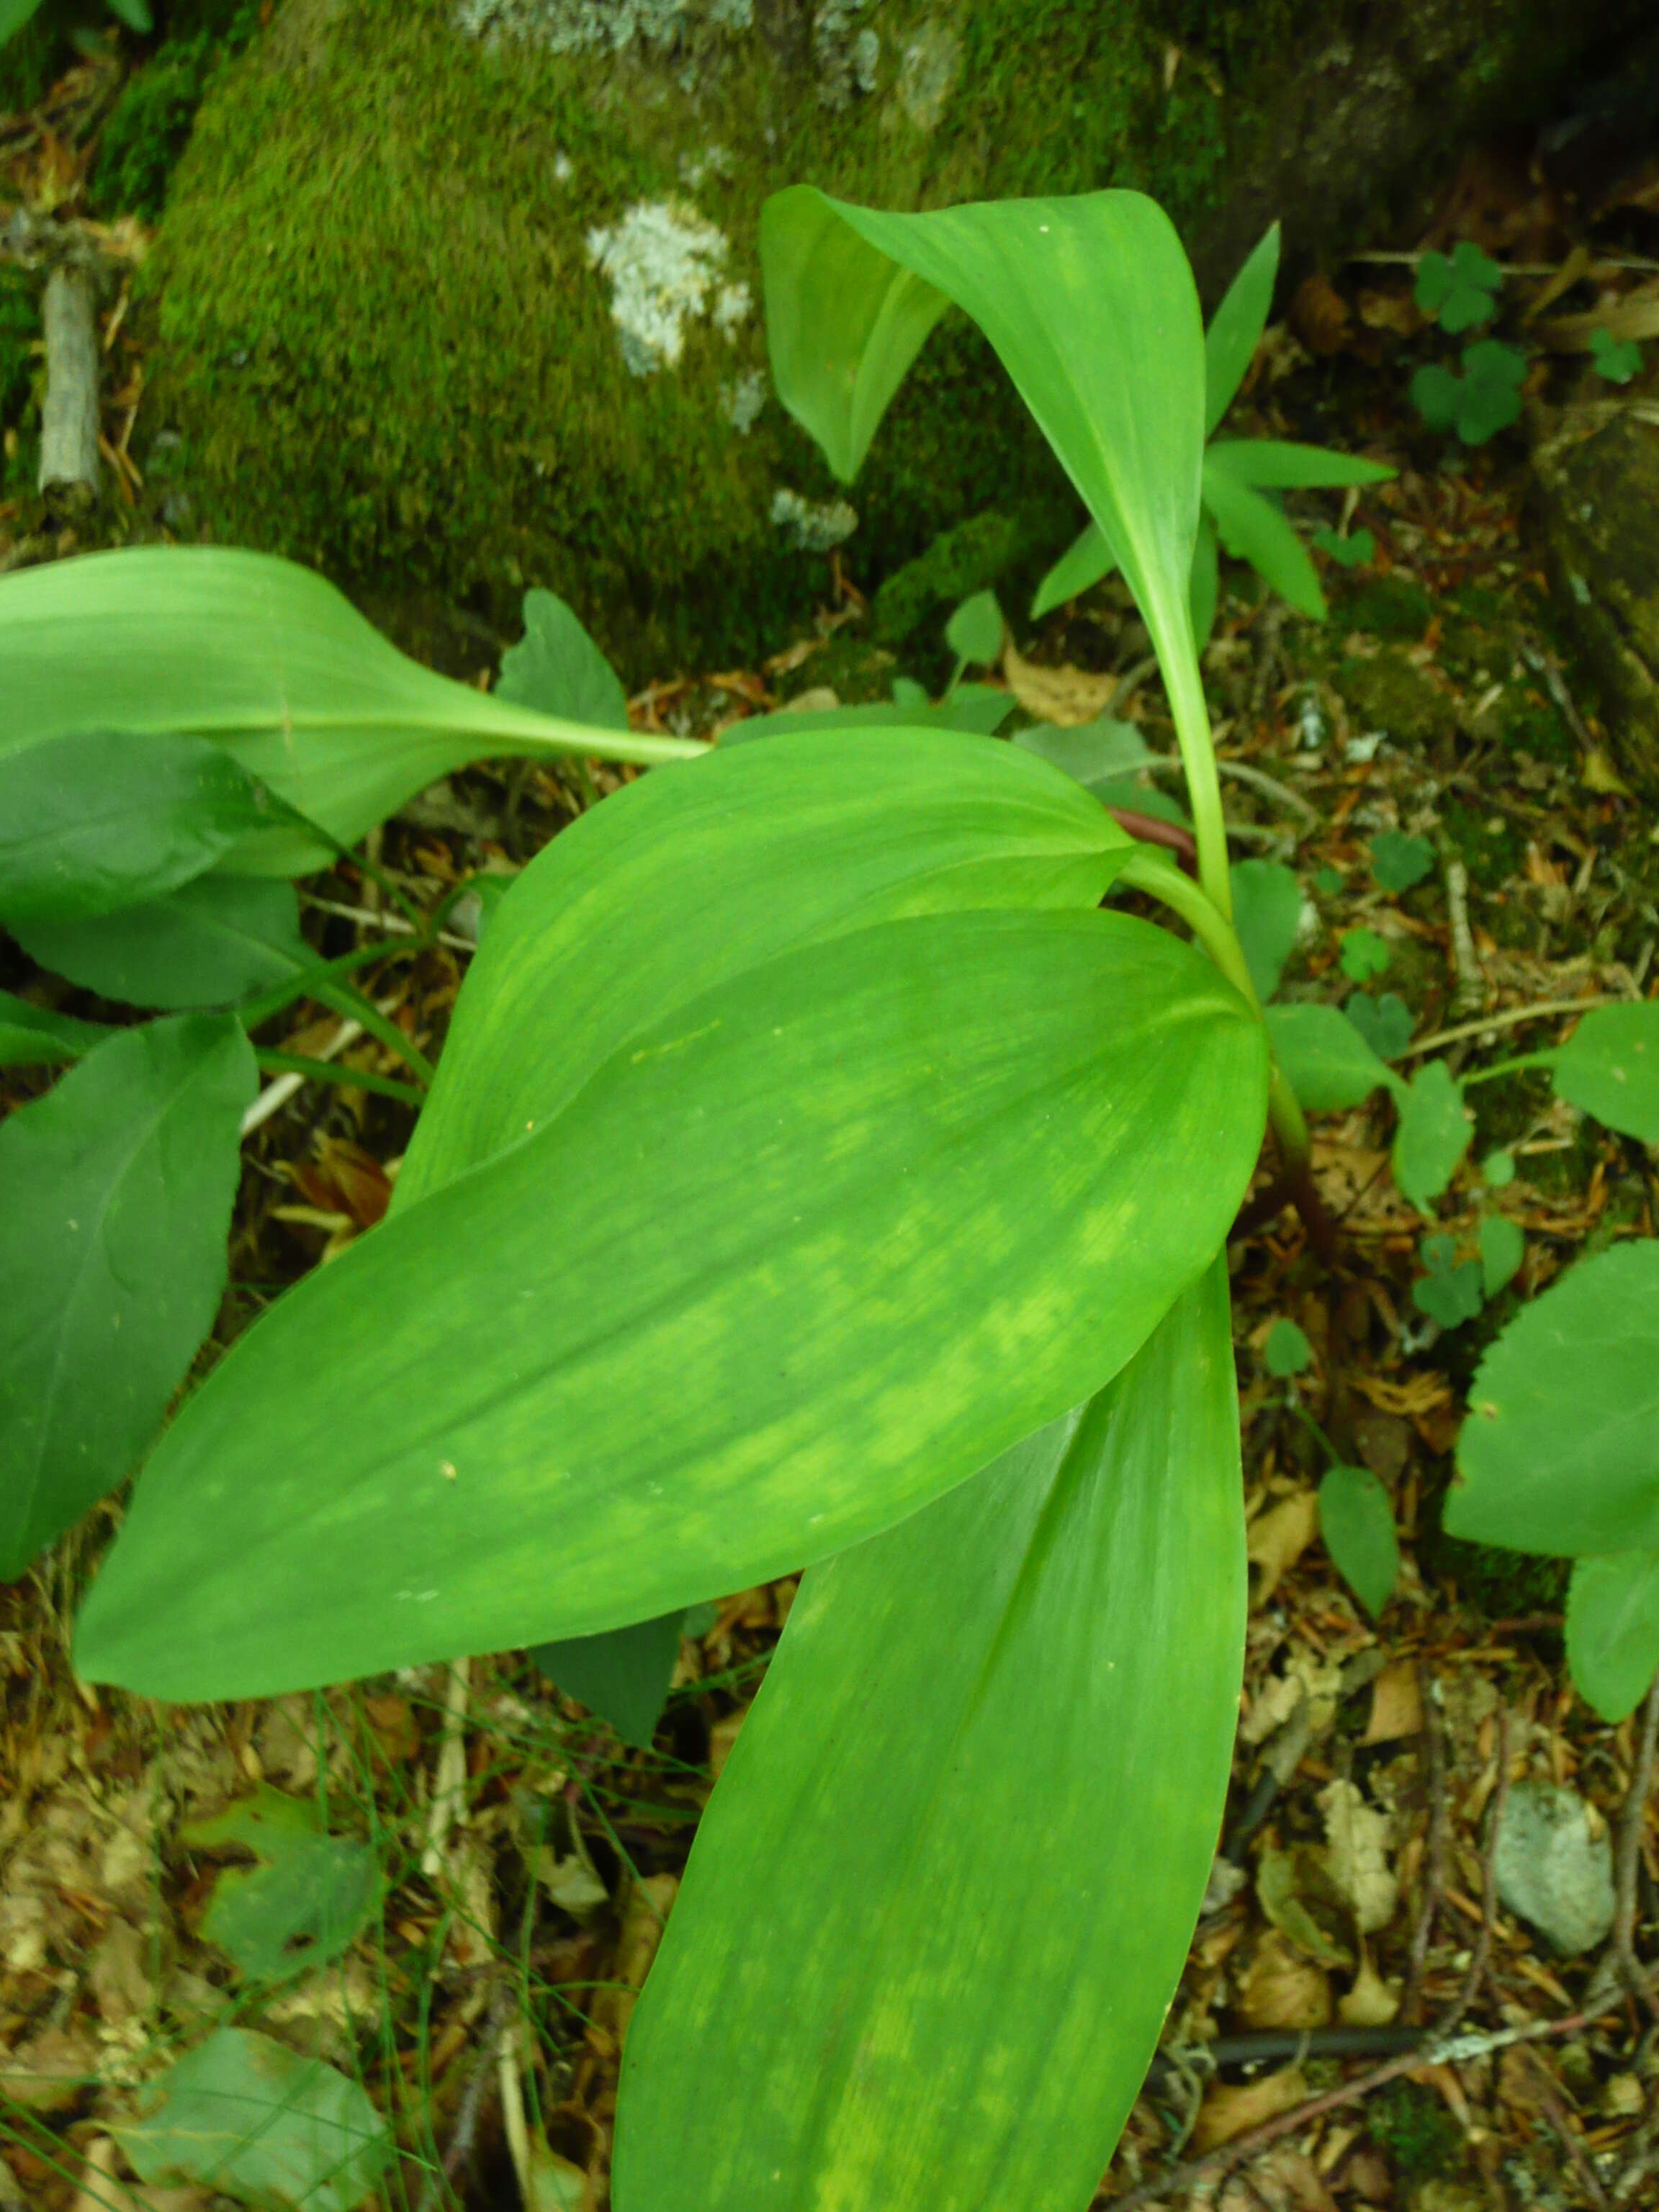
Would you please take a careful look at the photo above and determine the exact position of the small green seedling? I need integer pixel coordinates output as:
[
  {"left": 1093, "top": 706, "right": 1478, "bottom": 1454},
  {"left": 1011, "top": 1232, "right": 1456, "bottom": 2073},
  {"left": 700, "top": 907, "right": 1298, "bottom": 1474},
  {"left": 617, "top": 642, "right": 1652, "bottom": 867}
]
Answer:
[
  {"left": 1370, "top": 830, "right": 1434, "bottom": 894},
  {"left": 1339, "top": 927, "right": 1391, "bottom": 982},
  {"left": 1410, "top": 341, "right": 1527, "bottom": 446},
  {"left": 1344, "top": 991, "right": 1413, "bottom": 1061},
  {"left": 1264, "top": 1318, "right": 1313, "bottom": 1378},
  {"left": 1311, "top": 526, "right": 1375, "bottom": 570},
  {"left": 1478, "top": 1213, "right": 1524, "bottom": 1300},
  {"left": 1414, "top": 243, "right": 1503, "bottom": 334},
  {"left": 1318, "top": 1463, "right": 1400, "bottom": 1618},
  {"left": 1412, "top": 1233, "right": 1483, "bottom": 1328},
  {"left": 1590, "top": 328, "right": 1642, "bottom": 385}
]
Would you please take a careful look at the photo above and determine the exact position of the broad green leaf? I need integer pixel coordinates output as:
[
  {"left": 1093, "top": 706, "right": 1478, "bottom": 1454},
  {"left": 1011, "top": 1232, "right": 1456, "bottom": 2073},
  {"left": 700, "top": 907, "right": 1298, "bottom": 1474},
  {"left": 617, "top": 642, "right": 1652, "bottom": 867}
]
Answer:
[
  {"left": 0, "top": 0, "right": 48, "bottom": 40},
  {"left": 1318, "top": 1465, "right": 1398, "bottom": 1617},
  {"left": 0, "top": 990, "right": 109, "bottom": 1069},
  {"left": 498, "top": 586, "right": 629, "bottom": 733},
  {"left": 1030, "top": 518, "right": 1115, "bottom": 620},
  {"left": 114, "top": 2027, "right": 390, "bottom": 2211},
  {"left": 1552, "top": 1002, "right": 1659, "bottom": 1145},
  {"left": 399, "top": 727, "right": 1128, "bottom": 1740},
  {"left": 395, "top": 729, "right": 1133, "bottom": 1206},
  {"left": 1567, "top": 1551, "right": 1659, "bottom": 1723},
  {"left": 76, "top": 908, "right": 1268, "bottom": 1701},
  {"left": 15, "top": 876, "right": 308, "bottom": 1009},
  {"left": 0, "top": 729, "right": 273, "bottom": 927},
  {"left": 106, "top": 0, "right": 153, "bottom": 27},
  {"left": 1264, "top": 1318, "right": 1312, "bottom": 1377},
  {"left": 1012, "top": 716, "right": 1154, "bottom": 795},
  {"left": 0, "top": 1015, "right": 253, "bottom": 1578},
  {"left": 1480, "top": 1214, "right": 1524, "bottom": 1300},
  {"left": 1392, "top": 1059, "right": 1473, "bottom": 1213},
  {"left": 1370, "top": 830, "right": 1435, "bottom": 893},
  {"left": 1205, "top": 222, "right": 1279, "bottom": 433},
  {"left": 615, "top": 1263, "right": 1244, "bottom": 2212},
  {"left": 1202, "top": 452, "right": 1326, "bottom": 619},
  {"left": 1447, "top": 1241, "right": 1659, "bottom": 1556},
  {"left": 1344, "top": 990, "right": 1413, "bottom": 1061},
  {"left": 763, "top": 188, "right": 1205, "bottom": 721},
  {"left": 0, "top": 548, "right": 701, "bottom": 877},
  {"left": 945, "top": 588, "right": 1003, "bottom": 666},
  {"left": 1206, "top": 439, "right": 1393, "bottom": 491},
  {"left": 1265, "top": 1003, "right": 1403, "bottom": 1111},
  {"left": 185, "top": 1788, "right": 381, "bottom": 1986},
  {"left": 760, "top": 186, "right": 953, "bottom": 483},
  {"left": 1230, "top": 857, "right": 1302, "bottom": 999},
  {"left": 717, "top": 689, "right": 1014, "bottom": 743},
  {"left": 530, "top": 1611, "right": 687, "bottom": 1748}
]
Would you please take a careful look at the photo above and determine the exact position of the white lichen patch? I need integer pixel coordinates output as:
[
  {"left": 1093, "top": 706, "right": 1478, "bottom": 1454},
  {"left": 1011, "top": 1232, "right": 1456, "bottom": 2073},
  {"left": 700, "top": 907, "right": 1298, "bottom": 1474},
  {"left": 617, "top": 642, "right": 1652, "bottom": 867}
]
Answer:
[
  {"left": 771, "top": 487, "right": 858, "bottom": 552},
  {"left": 680, "top": 142, "right": 734, "bottom": 189},
  {"left": 585, "top": 199, "right": 750, "bottom": 375},
  {"left": 456, "top": 0, "right": 751, "bottom": 54},
  {"left": 898, "top": 20, "right": 961, "bottom": 132},
  {"left": 814, "top": 0, "right": 880, "bottom": 108},
  {"left": 723, "top": 369, "right": 767, "bottom": 433}
]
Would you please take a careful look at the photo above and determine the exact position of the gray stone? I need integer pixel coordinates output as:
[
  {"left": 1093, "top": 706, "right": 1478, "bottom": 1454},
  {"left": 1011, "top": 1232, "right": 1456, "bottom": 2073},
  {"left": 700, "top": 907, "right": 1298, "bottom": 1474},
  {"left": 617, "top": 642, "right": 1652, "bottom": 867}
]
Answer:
[{"left": 1493, "top": 1780, "right": 1615, "bottom": 1956}]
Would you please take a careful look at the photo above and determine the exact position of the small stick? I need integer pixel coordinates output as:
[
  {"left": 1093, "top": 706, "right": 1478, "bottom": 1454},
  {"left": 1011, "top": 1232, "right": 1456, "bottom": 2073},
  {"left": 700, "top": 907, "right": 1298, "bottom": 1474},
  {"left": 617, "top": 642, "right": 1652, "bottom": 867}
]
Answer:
[
  {"left": 1402, "top": 1665, "right": 1449, "bottom": 2025},
  {"left": 1525, "top": 2046, "right": 1613, "bottom": 2211},
  {"left": 38, "top": 267, "right": 100, "bottom": 505},
  {"left": 1442, "top": 854, "right": 1485, "bottom": 1020},
  {"left": 240, "top": 1016, "right": 364, "bottom": 1138},
  {"left": 422, "top": 1658, "right": 472, "bottom": 1879},
  {"left": 1400, "top": 995, "right": 1617, "bottom": 1061},
  {"left": 1614, "top": 1670, "right": 1659, "bottom": 2023},
  {"left": 1439, "top": 1707, "right": 1511, "bottom": 2034}
]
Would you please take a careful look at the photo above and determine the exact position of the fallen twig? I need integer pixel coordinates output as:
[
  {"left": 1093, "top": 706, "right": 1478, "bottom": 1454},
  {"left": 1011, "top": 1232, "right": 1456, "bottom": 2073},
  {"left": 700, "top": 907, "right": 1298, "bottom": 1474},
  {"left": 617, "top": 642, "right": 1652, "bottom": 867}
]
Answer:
[{"left": 1614, "top": 1669, "right": 1659, "bottom": 2024}]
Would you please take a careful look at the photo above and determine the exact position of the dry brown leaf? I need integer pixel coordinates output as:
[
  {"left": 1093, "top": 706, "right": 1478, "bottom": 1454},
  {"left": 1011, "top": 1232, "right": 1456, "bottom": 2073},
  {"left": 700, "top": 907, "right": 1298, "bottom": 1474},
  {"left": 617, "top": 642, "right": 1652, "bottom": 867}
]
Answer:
[
  {"left": 1318, "top": 1779, "right": 1398, "bottom": 1934},
  {"left": 67, "top": 2138, "right": 209, "bottom": 2212},
  {"left": 0, "top": 2022, "right": 98, "bottom": 2113},
  {"left": 709, "top": 1703, "right": 750, "bottom": 1781},
  {"left": 1193, "top": 2065, "right": 1308, "bottom": 2152},
  {"left": 1363, "top": 1661, "right": 1424, "bottom": 1745},
  {"left": 1338, "top": 1944, "right": 1401, "bottom": 2026},
  {"left": 89, "top": 1919, "right": 153, "bottom": 2026},
  {"left": 1001, "top": 639, "right": 1115, "bottom": 726},
  {"left": 1236, "top": 1930, "right": 1332, "bottom": 2031},
  {"left": 1247, "top": 1491, "right": 1320, "bottom": 1604},
  {"left": 591, "top": 1874, "right": 678, "bottom": 2049},
  {"left": 1290, "top": 274, "right": 1352, "bottom": 357}
]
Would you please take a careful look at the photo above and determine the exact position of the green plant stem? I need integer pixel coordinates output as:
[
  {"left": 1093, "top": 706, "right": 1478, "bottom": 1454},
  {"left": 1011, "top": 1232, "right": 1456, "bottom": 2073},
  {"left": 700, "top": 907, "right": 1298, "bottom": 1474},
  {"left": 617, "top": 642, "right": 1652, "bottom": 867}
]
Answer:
[
  {"left": 1460, "top": 1050, "right": 1561, "bottom": 1089},
  {"left": 237, "top": 940, "right": 428, "bottom": 1030},
  {"left": 1120, "top": 851, "right": 1322, "bottom": 1235},
  {"left": 316, "top": 982, "right": 437, "bottom": 1086},
  {"left": 1287, "top": 1394, "right": 1339, "bottom": 1470},
  {"left": 253, "top": 1049, "right": 426, "bottom": 1110},
  {"left": 1161, "top": 644, "right": 1232, "bottom": 925}
]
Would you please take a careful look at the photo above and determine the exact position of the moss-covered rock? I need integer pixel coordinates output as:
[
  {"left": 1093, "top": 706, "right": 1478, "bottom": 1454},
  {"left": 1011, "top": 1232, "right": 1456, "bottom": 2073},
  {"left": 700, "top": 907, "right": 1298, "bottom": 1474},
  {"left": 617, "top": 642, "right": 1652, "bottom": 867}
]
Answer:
[{"left": 145, "top": 0, "right": 1647, "bottom": 676}]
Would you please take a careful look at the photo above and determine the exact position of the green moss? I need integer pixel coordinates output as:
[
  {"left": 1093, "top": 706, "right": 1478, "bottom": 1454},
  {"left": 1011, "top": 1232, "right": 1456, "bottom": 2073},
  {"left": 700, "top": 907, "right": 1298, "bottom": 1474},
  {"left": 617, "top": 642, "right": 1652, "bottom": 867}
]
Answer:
[
  {"left": 1336, "top": 576, "right": 1434, "bottom": 642},
  {"left": 1430, "top": 1534, "right": 1570, "bottom": 1623},
  {"left": 91, "top": 6, "right": 260, "bottom": 222},
  {"left": 1441, "top": 798, "right": 1522, "bottom": 890},
  {"left": 1367, "top": 2084, "right": 1467, "bottom": 2182},
  {"left": 1335, "top": 648, "right": 1445, "bottom": 743},
  {"left": 0, "top": 4, "right": 72, "bottom": 114},
  {"left": 872, "top": 510, "right": 1026, "bottom": 647}
]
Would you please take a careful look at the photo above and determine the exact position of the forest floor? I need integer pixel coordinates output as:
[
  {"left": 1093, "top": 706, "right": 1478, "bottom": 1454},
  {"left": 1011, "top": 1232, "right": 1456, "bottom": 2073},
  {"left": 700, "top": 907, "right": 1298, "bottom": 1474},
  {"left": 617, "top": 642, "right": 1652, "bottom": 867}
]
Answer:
[{"left": 4, "top": 35, "right": 1659, "bottom": 2212}]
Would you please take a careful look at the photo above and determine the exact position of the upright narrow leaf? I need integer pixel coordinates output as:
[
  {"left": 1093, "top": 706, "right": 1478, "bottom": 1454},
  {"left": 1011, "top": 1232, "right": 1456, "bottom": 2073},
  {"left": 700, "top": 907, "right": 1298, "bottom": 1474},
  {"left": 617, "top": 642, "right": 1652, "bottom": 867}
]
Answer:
[
  {"left": 1567, "top": 1552, "right": 1659, "bottom": 1723},
  {"left": 1447, "top": 1242, "right": 1659, "bottom": 1555},
  {"left": 1205, "top": 223, "right": 1279, "bottom": 433},
  {"left": 77, "top": 909, "right": 1268, "bottom": 1701},
  {"left": 16, "top": 876, "right": 309, "bottom": 1010},
  {"left": 763, "top": 188, "right": 1205, "bottom": 701},
  {"left": 1202, "top": 451, "right": 1326, "bottom": 619},
  {"left": 616, "top": 1263, "right": 1244, "bottom": 2212},
  {"left": 0, "top": 1015, "right": 254, "bottom": 1577},
  {"left": 0, "top": 548, "right": 701, "bottom": 876},
  {"left": 395, "top": 728, "right": 1132, "bottom": 1207},
  {"left": 0, "top": 729, "right": 272, "bottom": 927}
]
